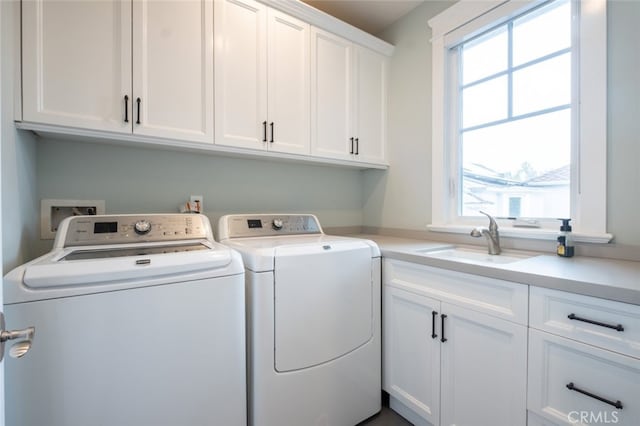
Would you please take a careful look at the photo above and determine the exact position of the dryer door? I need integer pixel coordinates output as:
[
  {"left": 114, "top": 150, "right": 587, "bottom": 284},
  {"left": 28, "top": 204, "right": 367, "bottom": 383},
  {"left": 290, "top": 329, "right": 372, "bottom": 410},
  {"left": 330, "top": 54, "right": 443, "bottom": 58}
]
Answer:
[{"left": 273, "top": 241, "right": 373, "bottom": 372}]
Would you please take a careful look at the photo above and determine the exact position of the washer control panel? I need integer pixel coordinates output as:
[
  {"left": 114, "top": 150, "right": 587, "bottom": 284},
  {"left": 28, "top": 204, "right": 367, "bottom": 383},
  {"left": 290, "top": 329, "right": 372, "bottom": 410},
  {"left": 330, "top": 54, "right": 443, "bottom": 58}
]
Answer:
[
  {"left": 59, "top": 214, "right": 210, "bottom": 247},
  {"left": 223, "top": 214, "right": 322, "bottom": 239}
]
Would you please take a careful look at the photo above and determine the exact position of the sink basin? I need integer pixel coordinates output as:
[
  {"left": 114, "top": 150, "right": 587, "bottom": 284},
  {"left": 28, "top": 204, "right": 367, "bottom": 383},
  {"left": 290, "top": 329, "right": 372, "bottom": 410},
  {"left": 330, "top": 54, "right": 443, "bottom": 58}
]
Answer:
[{"left": 415, "top": 246, "right": 533, "bottom": 265}]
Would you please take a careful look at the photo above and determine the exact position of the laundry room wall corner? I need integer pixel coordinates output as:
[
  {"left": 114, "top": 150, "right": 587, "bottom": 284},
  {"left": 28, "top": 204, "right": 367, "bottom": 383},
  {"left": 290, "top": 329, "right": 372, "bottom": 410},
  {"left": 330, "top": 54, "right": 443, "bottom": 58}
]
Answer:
[{"left": 1, "top": 0, "right": 39, "bottom": 274}]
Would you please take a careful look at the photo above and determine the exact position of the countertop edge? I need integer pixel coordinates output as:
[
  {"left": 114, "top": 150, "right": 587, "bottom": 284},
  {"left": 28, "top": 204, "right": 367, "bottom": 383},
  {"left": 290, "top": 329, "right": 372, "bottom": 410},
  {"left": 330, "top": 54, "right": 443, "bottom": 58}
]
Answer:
[{"left": 349, "top": 234, "right": 640, "bottom": 306}]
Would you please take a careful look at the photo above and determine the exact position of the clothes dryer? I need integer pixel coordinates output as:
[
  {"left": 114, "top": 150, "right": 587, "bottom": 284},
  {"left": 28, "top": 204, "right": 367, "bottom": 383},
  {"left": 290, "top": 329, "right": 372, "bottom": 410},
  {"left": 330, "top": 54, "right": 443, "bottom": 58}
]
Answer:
[{"left": 218, "top": 214, "right": 381, "bottom": 426}]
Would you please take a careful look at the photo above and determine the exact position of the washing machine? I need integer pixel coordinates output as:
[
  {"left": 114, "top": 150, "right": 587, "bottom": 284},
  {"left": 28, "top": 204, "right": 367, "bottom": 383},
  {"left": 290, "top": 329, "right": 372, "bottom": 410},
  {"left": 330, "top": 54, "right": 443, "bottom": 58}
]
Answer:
[
  {"left": 217, "top": 214, "right": 381, "bottom": 426},
  {"left": 3, "top": 214, "right": 247, "bottom": 426}
]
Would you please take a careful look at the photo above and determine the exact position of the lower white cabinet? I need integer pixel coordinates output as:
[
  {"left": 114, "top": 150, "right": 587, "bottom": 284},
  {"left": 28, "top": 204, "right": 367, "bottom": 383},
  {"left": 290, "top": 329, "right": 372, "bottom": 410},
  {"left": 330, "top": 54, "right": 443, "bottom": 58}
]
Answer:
[
  {"left": 528, "top": 287, "right": 640, "bottom": 426},
  {"left": 528, "top": 329, "right": 640, "bottom": 425},
  {"left": 383, "top": 260, "right": 528, "bottom": 426}
]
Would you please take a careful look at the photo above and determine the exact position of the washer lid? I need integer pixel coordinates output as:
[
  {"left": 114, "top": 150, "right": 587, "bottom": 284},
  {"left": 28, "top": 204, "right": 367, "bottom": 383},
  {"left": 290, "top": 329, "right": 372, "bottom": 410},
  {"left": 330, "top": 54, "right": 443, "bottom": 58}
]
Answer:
[{"left": 22, "top": 241, "right": 232, "bottom": 288}]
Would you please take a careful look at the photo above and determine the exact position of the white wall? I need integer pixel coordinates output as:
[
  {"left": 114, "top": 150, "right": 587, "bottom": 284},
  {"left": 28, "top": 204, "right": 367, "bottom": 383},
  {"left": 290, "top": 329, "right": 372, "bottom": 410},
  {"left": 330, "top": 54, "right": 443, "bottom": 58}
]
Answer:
[
  {"left": 32, "top": 138, "right": 364, "bottom": 256},
  {"left": 365, "top": 0, "right": 640, "bottom": 246}
]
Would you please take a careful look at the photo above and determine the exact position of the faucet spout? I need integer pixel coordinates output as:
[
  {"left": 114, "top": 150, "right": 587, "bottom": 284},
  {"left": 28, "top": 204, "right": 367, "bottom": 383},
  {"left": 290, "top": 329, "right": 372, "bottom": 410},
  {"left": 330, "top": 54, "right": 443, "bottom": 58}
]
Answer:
[{"left": 471, "top": 211, "right": 501, "bottom": 255}]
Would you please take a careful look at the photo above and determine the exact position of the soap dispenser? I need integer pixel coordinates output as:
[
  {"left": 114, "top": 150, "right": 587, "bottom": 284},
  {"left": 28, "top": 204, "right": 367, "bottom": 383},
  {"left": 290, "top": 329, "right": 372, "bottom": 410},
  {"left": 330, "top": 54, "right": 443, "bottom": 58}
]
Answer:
[{"left": 557, "top": 218, "right": 574, "bottom": 257}]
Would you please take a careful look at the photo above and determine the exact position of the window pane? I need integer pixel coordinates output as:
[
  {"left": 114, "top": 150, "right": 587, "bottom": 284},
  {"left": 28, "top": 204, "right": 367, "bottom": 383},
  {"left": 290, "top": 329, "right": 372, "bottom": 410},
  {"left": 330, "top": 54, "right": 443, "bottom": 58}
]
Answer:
[
  {"left": 513, "top": 53, "right": 571, "bottom": 115},
  {"left": 513, "top": 0, "right": 571, "bottom": 66},
  {"left": 462, "top": 76, "right": 508, "bottom": 128},
  {"left": 460, "top": 109, "right": 570, "bottom": 218},
  {"left": 461, "top": 26, "right": 508, "bottom": 84}
]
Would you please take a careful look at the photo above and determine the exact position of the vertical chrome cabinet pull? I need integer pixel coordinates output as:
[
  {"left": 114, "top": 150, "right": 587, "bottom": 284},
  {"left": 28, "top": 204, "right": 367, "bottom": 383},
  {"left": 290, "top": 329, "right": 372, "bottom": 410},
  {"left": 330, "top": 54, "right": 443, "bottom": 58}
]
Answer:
[
  {"left": 136, "top": 98, "right": 141, "bottom": 124},
  {"left": 262, "top": 121, "right": 267, "bottom": 142},
  {"left": 431, "top": 311, "right": 438, "bottom": 339},
  {"left": 566, "top": 382, "right": 623, "bottom": 409},
  {"left": 349, "top": 137, "right": 354, "bottom": 154},
  {"left": 270, "top": 122, "right": 274, "bottom": 143},
  {"left": 567, "top": 313, "right": 624, "bottom": 332},
  {"left": 355, "top": 137, "right": 359, "bottom": 155},
  {"left": 440, "top": 314, "right": 447, "bottom": 342},
  {"left": 124, "top": 95, "right": 129, "bottom": 123}
]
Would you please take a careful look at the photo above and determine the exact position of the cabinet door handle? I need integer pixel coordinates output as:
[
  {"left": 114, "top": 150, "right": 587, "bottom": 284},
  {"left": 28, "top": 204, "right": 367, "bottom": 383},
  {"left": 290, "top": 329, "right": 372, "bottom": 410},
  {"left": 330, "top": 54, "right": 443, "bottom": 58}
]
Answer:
[
  {"left": 124, "top": 95, "right": 129, "bottom": 123},
  {"left": 136, "top": 97, "right": 141, "bottom": 124},
  {"left": 567, "top": 313, "right": 624, "bottom": 332},
  {"left": 350, "top": 137, "right": 354, "bottom": 154},
  {"left": 431, "top": 311, "right": 438, "bottom": 339},
  {"left": 262, "top": 121, "right": 267, "bottom": 142},
  {"left": 566, "top": 382, "right": 623, "bottom": 409},
  {"left": 270, "top": 122, "right": 274, "bottom": 143},
  {"left": 440, "top": 314, "right": 447, "bottom": 343},
  {"left": 355, "top": 137, "right": 359, "bottom": 155}
]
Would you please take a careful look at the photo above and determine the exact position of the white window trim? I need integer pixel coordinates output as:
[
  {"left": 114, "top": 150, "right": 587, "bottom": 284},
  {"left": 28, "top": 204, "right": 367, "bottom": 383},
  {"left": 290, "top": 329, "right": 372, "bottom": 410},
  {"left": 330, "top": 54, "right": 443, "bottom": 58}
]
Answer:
[{"left": 428, "top": 0, "right": 611, "bottom": 244}]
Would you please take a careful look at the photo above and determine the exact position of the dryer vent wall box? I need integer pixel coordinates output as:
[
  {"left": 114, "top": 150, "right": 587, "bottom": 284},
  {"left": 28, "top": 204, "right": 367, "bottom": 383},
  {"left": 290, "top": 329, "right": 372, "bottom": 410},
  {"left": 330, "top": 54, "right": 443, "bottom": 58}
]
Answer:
[{"left": 41, "top": 199, "right": 106, "bottom": 239}]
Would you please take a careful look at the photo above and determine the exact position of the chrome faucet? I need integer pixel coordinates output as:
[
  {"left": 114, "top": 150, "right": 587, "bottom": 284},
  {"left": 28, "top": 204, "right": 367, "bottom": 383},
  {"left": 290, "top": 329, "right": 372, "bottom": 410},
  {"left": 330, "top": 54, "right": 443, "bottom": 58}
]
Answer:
[{"left": 471, "top": 211, "right": 501, "bottom": 255}]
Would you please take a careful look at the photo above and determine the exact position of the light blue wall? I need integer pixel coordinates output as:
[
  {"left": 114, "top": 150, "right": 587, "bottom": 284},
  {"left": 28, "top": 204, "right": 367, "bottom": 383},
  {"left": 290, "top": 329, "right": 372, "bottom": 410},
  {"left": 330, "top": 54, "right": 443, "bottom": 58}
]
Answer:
[
  {"left": 32, "top": 138, "right": 364, "bottom": 256},
  {"left": 367, "top": 0, "right": 640, "bottom": 246},
  {"left": 606, "top": 0, "right": 640, "bottom": 246},
  {"left": 2, "top": 1, "right": 39, "bottom": 273}
]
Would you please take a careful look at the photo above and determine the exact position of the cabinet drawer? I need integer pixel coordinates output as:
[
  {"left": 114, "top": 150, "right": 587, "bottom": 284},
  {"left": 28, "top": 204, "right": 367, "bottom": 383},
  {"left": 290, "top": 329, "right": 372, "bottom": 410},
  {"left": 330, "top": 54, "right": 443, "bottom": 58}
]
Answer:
[
  {"left": 528, "top": 329, "right": 640, "bottom": 426},
  {"left": 530, "top": 287, "right": 640, "bottom": 359},
  {"left": 383, "top": 259, "right": 528, "bottom": 325}
]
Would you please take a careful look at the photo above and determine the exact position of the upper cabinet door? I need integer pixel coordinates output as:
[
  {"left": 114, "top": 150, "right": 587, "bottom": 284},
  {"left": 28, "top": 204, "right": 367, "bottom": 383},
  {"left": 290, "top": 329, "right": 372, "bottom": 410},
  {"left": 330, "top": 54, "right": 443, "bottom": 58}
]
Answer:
[
  {"left": 132, "top": 0, "right": 214, "bottom": 143},
  {"left": 354, "top": 47, "right": 387, "bottom": 164},
  {"left": 266, "top": 9, "right": 310, "bottom": 155},
  {"left": 22, "top": 0, "right": 131, "bottom": 133},
  {"left": 311, "top": 28, "right": 353, "bottom": 161},
  {"left": 214, "top": 0, "right": 268, "bottom": 150}
]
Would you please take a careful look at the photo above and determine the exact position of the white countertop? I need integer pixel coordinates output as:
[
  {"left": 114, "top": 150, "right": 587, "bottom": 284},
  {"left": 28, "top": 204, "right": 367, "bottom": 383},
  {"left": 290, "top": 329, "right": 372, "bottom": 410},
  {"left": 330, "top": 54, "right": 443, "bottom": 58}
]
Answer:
[{"left": 351, "top": 234, "right": 640, "bottom": 306}]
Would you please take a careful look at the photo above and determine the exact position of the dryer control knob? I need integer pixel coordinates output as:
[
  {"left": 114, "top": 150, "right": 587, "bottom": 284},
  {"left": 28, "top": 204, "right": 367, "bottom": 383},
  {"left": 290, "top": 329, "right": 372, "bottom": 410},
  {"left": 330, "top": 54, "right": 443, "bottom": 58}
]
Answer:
[
  {"left": 134, "top": 220, "right": 152, "bottom": 235},
  {"left": 272, "top": 219, "right": 284, "bottom": 230}
]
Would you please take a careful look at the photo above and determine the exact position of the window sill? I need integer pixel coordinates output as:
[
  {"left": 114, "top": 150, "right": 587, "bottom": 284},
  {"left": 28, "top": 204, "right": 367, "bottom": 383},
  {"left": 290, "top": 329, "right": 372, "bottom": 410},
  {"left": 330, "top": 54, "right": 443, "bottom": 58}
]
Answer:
[{"left": 427, "top": 224, "right": 613, "bottom": 244}]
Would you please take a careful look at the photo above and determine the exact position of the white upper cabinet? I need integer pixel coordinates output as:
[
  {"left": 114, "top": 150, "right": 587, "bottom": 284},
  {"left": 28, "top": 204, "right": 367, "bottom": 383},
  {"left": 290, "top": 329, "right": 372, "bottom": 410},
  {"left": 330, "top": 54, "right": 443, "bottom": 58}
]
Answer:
[
  {"left": 267, "top": 9, "right": 310, "bottom": 155},
  {"left": 22, "top": 0, "right": 214, "bottom": 143},
  {"left": 354, "top": 47, "right": 387, "bottom": 164},
  {"left": 214, "top": 0, "right": 310, "bottom": 155},
  {"left": 20, "top": 0, "right": 391, "bottom": 168},
  {"left": 133, "top": 0, "right": 214, "bottom": 143},
  {"left": 22, "top": 0, "right": 131, "bottom": 133},
  {"left": 310, "top": 29, "right": 353, "bottom": 161},
  {"left": 311, "top": 27, "right": 387, "bottom": 165}
]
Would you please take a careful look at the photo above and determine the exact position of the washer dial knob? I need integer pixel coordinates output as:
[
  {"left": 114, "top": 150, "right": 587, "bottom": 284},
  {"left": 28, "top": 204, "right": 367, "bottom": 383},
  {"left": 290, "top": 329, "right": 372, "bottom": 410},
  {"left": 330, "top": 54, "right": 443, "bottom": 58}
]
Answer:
[
  {"left": 272, "top": 219, "right": 284, "bottom": 231},
  {"left": 134, "top": 220, "right": 152, "bottom": 235}
]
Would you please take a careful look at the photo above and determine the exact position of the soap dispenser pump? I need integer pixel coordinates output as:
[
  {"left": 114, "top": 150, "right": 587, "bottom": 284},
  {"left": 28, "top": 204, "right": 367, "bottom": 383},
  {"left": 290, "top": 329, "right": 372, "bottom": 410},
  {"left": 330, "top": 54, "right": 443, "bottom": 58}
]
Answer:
[{"left": 557, "top": 218, "right": 574, "bottom": 257}]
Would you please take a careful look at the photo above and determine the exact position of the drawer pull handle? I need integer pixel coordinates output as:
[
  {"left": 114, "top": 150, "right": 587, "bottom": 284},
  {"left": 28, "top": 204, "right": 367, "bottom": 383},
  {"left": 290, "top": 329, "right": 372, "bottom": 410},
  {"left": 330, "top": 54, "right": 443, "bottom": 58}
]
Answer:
[
  {"left": 431, "top": 311, "right": 438, "bottom": 339},
  {"left": 567, "top": 313, "right": 624, "bottom": 332},
  {"left": 566, "top": 382, "right": 623, "bottom": 409},
  {"left": 440, "top": 314, "right": 447, "bottom": 343}
]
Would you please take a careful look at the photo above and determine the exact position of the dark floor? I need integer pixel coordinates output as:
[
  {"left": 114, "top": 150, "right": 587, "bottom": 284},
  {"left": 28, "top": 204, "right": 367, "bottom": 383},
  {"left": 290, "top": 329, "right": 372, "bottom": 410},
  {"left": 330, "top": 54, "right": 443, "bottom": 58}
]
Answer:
[{"left": 358, "top": 393, "right": 413, "bottom": 426}]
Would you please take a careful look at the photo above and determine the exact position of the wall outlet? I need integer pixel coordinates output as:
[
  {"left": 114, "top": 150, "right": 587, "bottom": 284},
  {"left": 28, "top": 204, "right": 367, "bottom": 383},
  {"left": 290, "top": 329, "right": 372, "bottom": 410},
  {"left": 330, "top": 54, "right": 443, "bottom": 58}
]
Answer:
[
  {"left": 190, "top": 195, "right": 203, "bottom": 213},
  {"left": 41, "top": 199, "right": 106, "bottom": 239}
]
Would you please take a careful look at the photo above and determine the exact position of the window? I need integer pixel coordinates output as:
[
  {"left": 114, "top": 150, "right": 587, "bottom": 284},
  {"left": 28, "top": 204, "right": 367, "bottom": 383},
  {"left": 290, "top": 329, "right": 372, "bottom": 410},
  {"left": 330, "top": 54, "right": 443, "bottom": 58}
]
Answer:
[{"left": 429, "top": 0, "right": 610, "bottom": 242}]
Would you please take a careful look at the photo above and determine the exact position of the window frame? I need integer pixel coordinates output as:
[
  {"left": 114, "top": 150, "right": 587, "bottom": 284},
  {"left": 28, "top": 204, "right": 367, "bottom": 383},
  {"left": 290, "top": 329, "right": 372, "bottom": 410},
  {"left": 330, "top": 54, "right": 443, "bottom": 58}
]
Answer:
[{"left": 428, "top": 0, "right": 610, "bottom": 243}]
